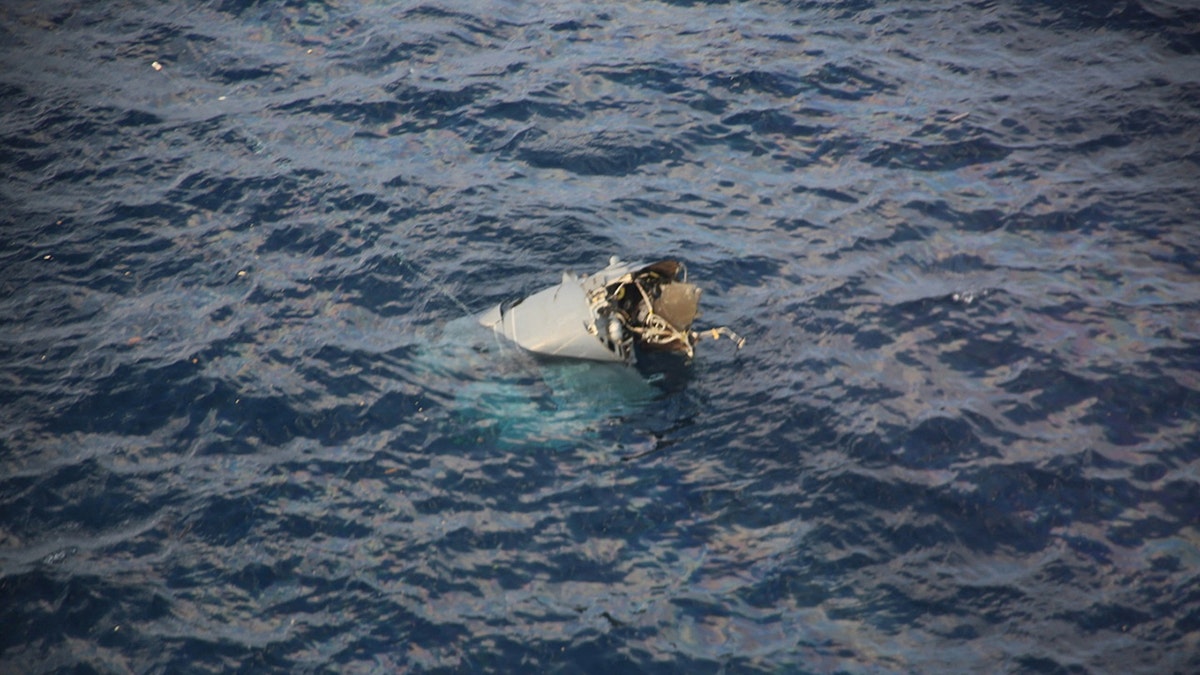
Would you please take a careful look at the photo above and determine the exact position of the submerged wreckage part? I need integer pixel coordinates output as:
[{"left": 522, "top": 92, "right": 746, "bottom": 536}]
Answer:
[{"left": 478, "top": 257, "right": 744, "bottom": 365}]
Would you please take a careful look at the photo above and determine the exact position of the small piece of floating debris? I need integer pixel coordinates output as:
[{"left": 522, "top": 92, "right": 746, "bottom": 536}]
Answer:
[{"left": 478, "top": 256, "right": 744, "bottom": 365}]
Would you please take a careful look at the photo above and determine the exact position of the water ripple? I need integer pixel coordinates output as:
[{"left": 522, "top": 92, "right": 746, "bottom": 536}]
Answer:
[{"left": 2, "top": 0, "right": 1199, "bottom": 673}]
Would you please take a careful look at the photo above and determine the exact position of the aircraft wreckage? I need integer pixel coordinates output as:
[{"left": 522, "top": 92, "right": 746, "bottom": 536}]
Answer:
[{"left": 478, "top": 257, "right": 744, "bottom": 365}]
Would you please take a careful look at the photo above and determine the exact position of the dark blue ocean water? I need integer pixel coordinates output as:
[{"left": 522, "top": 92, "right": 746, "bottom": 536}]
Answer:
[{"left": 3, "top": 0, "right": 1200, "bottom": 672}]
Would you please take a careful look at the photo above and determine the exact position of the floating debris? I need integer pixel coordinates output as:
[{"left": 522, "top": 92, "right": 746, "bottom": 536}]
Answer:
[{"left": 479, "top": 257, "right": 743, "bottom": 365}]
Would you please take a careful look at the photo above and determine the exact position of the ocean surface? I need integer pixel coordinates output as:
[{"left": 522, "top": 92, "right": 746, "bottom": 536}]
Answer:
[{"left": 2, "top": 0, "right": 1199, "bottom": 672}]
